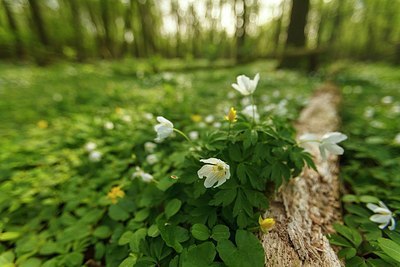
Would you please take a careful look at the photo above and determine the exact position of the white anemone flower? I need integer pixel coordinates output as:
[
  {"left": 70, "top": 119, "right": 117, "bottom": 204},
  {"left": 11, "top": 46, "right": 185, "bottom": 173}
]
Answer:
[
  {"left": 132, "top": 167, "right": 154, "bottom": 183},
  {"left": 144, "top": 142, "right": 157, "bottom": 153},
  {"left": 154, "top": 116, "right": 174, "bottom": 142},
  {"left": 197, "top": 158, "right": 230, "bottom": 188},
  {"left": 89, "top": 151, "right": 102, "bottom": 162},
  {"left": 146, "top": 154, "right": 158, "bottom": 165},
  {"left": 232, "top": 73, "right": 260, "bottom": 96},
  {"left": 319, "top": 132, "right": 347, "bottom": 161},
  {"left": 104, "top": 121, "right": 114, "bottom": 130},
  {"left": 85, "top": 142, "right": 97, "bottom": 152},
  {"left": 242, "top": 105, "right": 260, "bottom": 122},
  {"left": 367, "top": 201, "right": 396, "bottom": 230},
  {"left": 189, "top": 131, "right": 199, "bottom": 140}
]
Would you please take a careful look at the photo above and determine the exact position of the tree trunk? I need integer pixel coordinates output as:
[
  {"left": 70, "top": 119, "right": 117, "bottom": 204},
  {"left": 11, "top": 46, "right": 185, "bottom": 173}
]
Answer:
[
  {"left": 28, "top": 0, "right": 49, "bottom": 47},
  {"left": 100, "top": 0, "right": 113, "bottom": 58},
  {"left": 2, "top": 0, "right": 24, "bottom": 58},
  {"left": 235, "top": 0, "right": 247, "bottom": 63},
  {"left": 261, "top": 84, "right": 343, "bottom": 266},
  {"left": 279, "top": 0, "right": 310, "bottom": 69},
  {"left": 67, "top": 0, "right": 85, "bottom": 61}
]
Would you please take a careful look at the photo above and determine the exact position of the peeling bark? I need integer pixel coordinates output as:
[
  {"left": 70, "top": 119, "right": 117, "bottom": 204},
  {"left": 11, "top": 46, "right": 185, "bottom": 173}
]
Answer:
[{"left": 261, "top": 83, "right": 343, "bottom": 267}]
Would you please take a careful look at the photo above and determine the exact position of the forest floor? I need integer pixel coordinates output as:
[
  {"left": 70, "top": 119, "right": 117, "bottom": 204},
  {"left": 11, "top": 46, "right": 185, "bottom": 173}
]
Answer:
[{"left": 0, "top": 60, "right": 399, "bottom": 266}]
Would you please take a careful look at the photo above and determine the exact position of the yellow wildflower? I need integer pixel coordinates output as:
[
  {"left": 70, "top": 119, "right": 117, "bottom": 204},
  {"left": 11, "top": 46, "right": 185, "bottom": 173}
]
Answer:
[
  {"left": 107, "top": 186, "right": 125, "bottom": 204},
  {"left": 225, "top": 107, "right": 237, "bottom": 123},
  {"left": 115, "top": 107, "right": 123, "bottom": 114},
  {"left": 191, "top": 114, "right": 202, "bottom": 122},
  {"left": 259, "top": 216, "right": 275, "bottom": 233},
  {"left": 37, "top": 120, "right": 48, "bottom": 129}
]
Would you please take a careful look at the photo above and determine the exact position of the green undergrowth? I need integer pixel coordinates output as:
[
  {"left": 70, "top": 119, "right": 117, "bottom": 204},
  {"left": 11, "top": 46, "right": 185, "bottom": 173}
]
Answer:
[
  {"left": 0, "top": 60, "right": 319, "bottom": 266},
  {"left": 328, "top": 62, "right": 400, "bottom": 266}
]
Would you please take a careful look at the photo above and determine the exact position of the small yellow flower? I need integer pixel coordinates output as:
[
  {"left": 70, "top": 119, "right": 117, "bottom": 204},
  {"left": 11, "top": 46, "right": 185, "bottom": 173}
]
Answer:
[
  {"left": 107, "top": 186, "right": 125, "bottom": 204},
  {"left": 259, "top": 216, "right": 275, "bottom": 233},
  {"left": 115, "top": 107, "right": 123, "bottom": 114},
  {"left": 191, "top": 114, "right": 202, "bottom": 122},
  {"left": 37, "top": 120, "right": 48, "bottom": 129},
  {"left": 225, "top": 107, "right": 237, "bottom": 123}
]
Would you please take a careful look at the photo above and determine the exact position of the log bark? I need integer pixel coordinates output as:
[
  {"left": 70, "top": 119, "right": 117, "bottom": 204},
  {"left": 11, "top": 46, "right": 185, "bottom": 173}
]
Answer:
[{"left": 261, "top": 83, "right": 343, "bottom": 267}]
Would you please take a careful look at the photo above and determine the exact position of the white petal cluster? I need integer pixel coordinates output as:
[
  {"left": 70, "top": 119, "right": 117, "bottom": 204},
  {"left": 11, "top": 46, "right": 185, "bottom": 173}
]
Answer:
[
  {"left": 104, "top": 121, "right": 114, "bottom": 130},
  {"left": 319, "top": 132, "right": 348, "bottom": 160},
  {"left": 132, "top": 167, "right": 154, "bottom": 183},
  {"left": 89, "top": 151, "right": 102, "bottom": 162},
  {"left": 144, "top": 142, "right": 157, "bottom": 153},
  {"left": 232, "top": 73, "right": 260, "bottom": 96},
  {"left": 146, "top": 154, "right": 158, "bottom": 165},
  {"left": 154, "top": 116, "right": 174, "bottom": 142},
  {"left": 197, "top": 158, "right": 230, "bottom": 188},
  {"left": 242, "top": 105, "right": 260, "bottom": 122},
  {"left": 299, "top": 132, "right": 347, "bottom": 161},
  {"left": 367, "top": 201, "right": 396, "bottom": 230},
  {"left": 85, "top": 142, "right": 97, "bottom": 152}
]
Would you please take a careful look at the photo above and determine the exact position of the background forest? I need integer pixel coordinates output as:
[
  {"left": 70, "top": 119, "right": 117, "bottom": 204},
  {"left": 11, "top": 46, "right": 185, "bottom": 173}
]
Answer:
[{"left": 1, "top": 0, "right": 399, "bottom": 66}]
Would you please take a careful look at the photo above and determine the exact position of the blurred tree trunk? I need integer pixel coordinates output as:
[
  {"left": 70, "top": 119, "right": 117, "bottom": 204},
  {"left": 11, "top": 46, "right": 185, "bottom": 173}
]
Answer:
[
  {"left": 285, "top": 0, "right": 309, "bottom": 48},
  {"left": 273, "top": 0, "right": 286, "bottom": 56},
  {"left": 328, "top": 0, "right": 344, "bottom": 47},
  {"left": 67, "top": 0, "right": 85, "bottom": 61},
  {"left": 235, "top": 0, "right": 247, "bottom": 63},
  {"left": 121, "top": 0, "right": 137, "bottom": 57},
  {"left": 2, "top": 0, "right": 24, "bottom": 58},
  {"left": 316, "top": 0, "right": 325, "bottom": 47},
  {"left": 28, "top": 0, "right": 49, "bottom": 47},
  {"left": 279, "top": 0, "right": 311, "bottom": 69},
  {"left": 100, "top": 0, "right": 113, "bottom": 58}
]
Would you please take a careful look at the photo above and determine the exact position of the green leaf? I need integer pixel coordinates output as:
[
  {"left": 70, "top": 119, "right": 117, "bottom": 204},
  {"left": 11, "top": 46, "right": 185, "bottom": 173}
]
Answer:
[
  {"left": 19, "top": 258, "right": 42, "bottom": 267},
  {"left": 118, "top": 255, "right": 137, "bottom": 267},
  {"left": 63, "top": 252, "right": 83, "bottom": 266},
  {"left": 236, "top": 163, "right": 247, "bottom": 183},
  {"left": 118, "top": 231, "right": 133, "bottom": 246},
  {"left": 333, "top": 223, "right": 362, "bottom": 247},
  {"left": 147, "top": 224, "right": 160, "bottom": 237},
  {"left": 216, "top": 230, "right": 264, "bottom": 267},
  {"left": 328, "top": 234, "right": 353, "bottom": 248},
  {"left": 229, "top": 144, "right": 242, "bottom": 162},
  {"left": 209, "top": 189, "right": 237, "bottom": 207},
  {"left": 211, "top": 225, "right": 230, "bottom": 241},
  {"left": 93, "top": 226, "right": 111, "bottom": 239},
  {"left": 0, "top": 251, "right": 15, "bottom": 266},
  {"left": 342, "top": 194, "right": 358, "bottom": 203},
  {"left": 109, "top": 204, "right": 130, "bottom": 221},
  {"left": 0, "top": 232, "right": 21, "bottom": 241},
  {"left": 133, "top": 209, "right": 150, "bottom": 222},
  {"left": 165, "top": 199, "right": 182, "bottom": 219},
  {"left": 129, "top": 228, "right": 148, "bottom": 252},
  {"left": 158, "top": 222, "right": 189, "bottom": 253},
  {"left": 377, "top": 238, "right": 400, "bottom": 263},
  {"left": 180, "top": 242, "right": 216, "bottom": 267},
  {"left": 359, "top": 195, "right": 380, "bottom": 204},
  {"left": 191, "top": 224, "right": 210, "bottom": 241},
  {"left": 337, "top": 247, "right": 357, "bottom": 259}
]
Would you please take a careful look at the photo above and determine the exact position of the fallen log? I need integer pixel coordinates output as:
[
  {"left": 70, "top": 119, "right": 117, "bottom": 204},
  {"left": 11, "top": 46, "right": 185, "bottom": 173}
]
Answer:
[{"left": 261, "top": 83, "right": 343, "bottom": 266}]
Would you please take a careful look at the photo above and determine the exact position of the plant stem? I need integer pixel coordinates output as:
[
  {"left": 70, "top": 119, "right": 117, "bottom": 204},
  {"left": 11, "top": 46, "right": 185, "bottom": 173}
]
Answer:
[
  {"left": 173, "top": 128, "right": 191, "bottom": 142},
  {"left": 250, "top": 94, "right": 256, "bottom": 126}
]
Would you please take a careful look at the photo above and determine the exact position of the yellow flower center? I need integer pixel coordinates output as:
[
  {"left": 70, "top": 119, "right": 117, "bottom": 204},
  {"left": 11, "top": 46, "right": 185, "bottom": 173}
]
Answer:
[
  {"left": 191, "top": 114, "right": 202, "bottom": 122},
  {"left": 212, "top": 164, "right": 227, "bottom": 179}
]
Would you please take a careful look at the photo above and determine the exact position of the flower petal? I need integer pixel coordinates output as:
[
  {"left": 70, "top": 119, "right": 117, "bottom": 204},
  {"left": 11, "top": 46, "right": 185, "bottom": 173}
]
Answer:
[
  {"left": 367, "top": 203, "right": 380, "bottom": 212},
  {"left": 322, "top": 132, "right": 347, "bottom": 144},
  {"left": 204, "top": 175, "right": 218, "bottom": 188},
  {"left": 197, "top": 165, "right": 214, "bottom": 179},
  {"left": 156, "top": 116, "right": 173, "bottom": 127},
  {"left": 389, "top": 217, "right": 396, "bottom": 231},
  {"left": 370, "top": 214, "right": 391, "bottom": 224},
  {"left": 200, "top": 158, "right": 221, "bottom": 165},
  {"left": 324, "top": 143, "right": 344, "bottom": 155}
]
